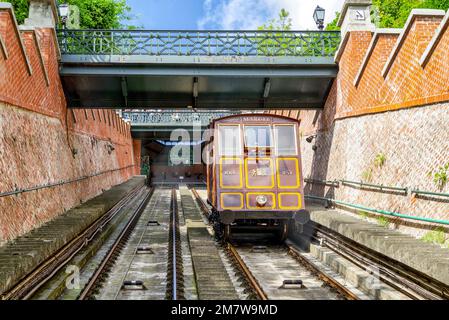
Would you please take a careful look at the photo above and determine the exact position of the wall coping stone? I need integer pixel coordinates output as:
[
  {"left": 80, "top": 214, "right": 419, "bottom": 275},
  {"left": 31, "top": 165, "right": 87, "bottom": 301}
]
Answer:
[
  {"left": 381, "top": 9, "right": 445, "bottom": 78},
  {"left": 420, "top": 10, "right": 449, "bottom": 67},
  {"left": 0, "top": 32, "right": 7, "bottom": 59},
  {"left": 0, "top": 3, "right": 33, "bottom": 75},
  {"left": 19, "top": 25, "right": 50, "bottom": 86},
  {"left": 354, "top": 28, "right": 401, "bottom": 87}
]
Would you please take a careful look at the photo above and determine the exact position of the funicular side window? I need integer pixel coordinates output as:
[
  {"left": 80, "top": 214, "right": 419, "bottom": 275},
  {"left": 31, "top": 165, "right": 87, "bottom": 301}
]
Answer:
[
  {"left": 218, "top": 125, "right": 242, "bottom": 156},
  {"left": 274, "top": 124, "right": 297, "bottom": 156}
]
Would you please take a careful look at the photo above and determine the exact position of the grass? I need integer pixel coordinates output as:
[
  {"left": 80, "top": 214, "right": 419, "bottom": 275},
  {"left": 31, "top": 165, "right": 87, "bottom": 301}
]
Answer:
[
  {"left": 376, "top": 215, "right": 389, "bottom": 227},
  {"left": 361, "top": 168, "right": 373, "bottom": 182},
  {"left": 421, "top": 228, "right": 446, "bottom": 246},
  {"left": 374, "top": 152, "right": 386, "bottom": 168},
  {"left": 358, "top": 210, "right": 369, "bottom": 219}
]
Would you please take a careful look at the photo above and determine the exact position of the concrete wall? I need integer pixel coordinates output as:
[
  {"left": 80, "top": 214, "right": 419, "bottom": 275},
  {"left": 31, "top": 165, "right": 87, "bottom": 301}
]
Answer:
[
  {"left": 0, "top": 5, "right": 139, "bottom": 244},
  {"left": 270, "top": 9, "right": 449, "bottom": 237}
]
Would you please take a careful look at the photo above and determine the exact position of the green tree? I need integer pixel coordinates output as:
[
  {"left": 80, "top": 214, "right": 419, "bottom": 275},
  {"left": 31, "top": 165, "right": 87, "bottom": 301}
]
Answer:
[
  {"left": 372, "top": 0, "right": 449, "bottom": 28},
  {"left": 3, "top": 0, "right": 29, "bottom": 25},
  {"left": 62, "top": 0, "right": 132, "bottom": 29},
  {"left": 325, "top": 11, "right": 340, "bottom": 31},
  {"left": 258, "top": 8, "right": 292, "bottom": 31},
  {"left": 4, "top": 0, "right": 134, "bottom": 29},
  {"left": 257, "top": 9, "right": 293, "bottom": 55}
]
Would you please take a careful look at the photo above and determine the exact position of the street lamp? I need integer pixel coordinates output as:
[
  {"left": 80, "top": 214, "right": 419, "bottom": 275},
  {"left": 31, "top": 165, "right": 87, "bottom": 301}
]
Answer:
[
  {"left": 313, "top": 5, "right": 325, "bottom": 31},
  {"left": 58, "top": 3, "right": 69, "bottom": 28}
]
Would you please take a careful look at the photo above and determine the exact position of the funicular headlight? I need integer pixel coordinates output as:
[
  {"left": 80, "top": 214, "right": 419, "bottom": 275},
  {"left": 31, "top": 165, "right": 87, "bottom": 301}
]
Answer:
[{"left": 256, "top": 195, "right": 268, "bottom": 206}]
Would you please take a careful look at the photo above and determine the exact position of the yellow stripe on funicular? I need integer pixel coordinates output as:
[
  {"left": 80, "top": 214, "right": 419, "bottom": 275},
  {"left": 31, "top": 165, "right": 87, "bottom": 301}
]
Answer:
[
  {"left": 278, "top": 192, "right": 302, "bottom": 210},
  {"left": 220, "top": 193, "right": 244, "bottom": 210},
  {"left": 219, "top": 157, "right": 243, "bottom": 189},
  {"left": 246, "top": 192, "right": 276, "bottom": 210},
  {"left": 276, "top": 157, "right": 300, "bottom": 189},
  {"left": 245, "top": 157, "right": 274, "bottom": 189}
]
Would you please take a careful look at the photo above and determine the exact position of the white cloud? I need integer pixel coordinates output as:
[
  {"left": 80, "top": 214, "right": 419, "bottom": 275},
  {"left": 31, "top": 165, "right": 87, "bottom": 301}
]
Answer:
[{"left": 198, "top": 0, "right": 346, "bottom": 30}]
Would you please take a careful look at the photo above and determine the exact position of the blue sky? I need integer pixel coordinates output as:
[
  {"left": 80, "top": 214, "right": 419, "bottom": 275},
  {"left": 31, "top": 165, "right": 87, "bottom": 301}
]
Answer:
[{"left": 126, "top": 0, "right": 345, "bottom": 30}]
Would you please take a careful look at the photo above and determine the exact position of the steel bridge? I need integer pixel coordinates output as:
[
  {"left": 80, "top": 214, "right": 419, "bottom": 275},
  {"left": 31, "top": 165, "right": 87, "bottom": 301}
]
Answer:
[
  {"left": 58, "top": 29, "right": 340, "bottom": 109},
  {"left": 123, "top": 110, "right": 240, "bottom": 140}
]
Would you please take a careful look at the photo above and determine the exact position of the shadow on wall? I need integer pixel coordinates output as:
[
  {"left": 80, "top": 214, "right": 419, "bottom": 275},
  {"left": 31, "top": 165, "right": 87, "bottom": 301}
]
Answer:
[{"left": 305, "top": 125, "right": 336, "bottom": 199}]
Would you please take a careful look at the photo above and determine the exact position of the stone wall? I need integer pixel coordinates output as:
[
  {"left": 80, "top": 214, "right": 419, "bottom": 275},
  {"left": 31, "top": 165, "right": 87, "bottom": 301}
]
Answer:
[
  {"left": 270, "top": 9, "right": 449, "bottom": 237},
  {"left": 300, "top": 103, "right": 449, "bottom": 237},
  {"left": 0, "top": 5, "right": 139, "bottom": 243}
]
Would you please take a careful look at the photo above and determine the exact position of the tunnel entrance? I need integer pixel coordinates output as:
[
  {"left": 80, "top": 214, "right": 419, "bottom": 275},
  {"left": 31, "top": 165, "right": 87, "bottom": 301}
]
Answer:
[{"left": 141, "top": 139, "right": 206, "bottom": 185}]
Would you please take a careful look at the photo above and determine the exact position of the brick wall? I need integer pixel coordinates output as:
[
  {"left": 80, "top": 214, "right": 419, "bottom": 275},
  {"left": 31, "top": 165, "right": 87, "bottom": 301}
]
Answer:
[
  {"left": 0, "top": 7, "right": 140, "bottom": 243},
  {"left": 271, "top": 9, "right": 449, "bottom": 237}
]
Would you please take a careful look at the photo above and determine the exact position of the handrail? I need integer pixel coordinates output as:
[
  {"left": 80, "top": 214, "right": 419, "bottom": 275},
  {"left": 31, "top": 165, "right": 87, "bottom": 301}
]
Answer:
[
  {"left": 56, "top": 29, "right": 341, "bottom": 57},
  {"left": 304, "top": 178, "right": 339, "bottom": 187},
  {"left": 0, "top": 165, "right": 136, "bottom": 198},
  {"left": 305, "top": 195, "right": 449, "bottom": 226},
  {"left": 411, "top": 189, "right": 449, "bottom": 198},
  {"left": 341, "top": 179, "right": 408, "bottom": 193}
]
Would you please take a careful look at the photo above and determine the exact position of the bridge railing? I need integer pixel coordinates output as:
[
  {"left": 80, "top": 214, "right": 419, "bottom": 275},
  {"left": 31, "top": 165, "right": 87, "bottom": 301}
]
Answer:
[
  {"left": 57, "top": 29, "right": 341, "bottom": 57},
  {"left": 122, "top": 111, "right": 240, "bottom": 126}
]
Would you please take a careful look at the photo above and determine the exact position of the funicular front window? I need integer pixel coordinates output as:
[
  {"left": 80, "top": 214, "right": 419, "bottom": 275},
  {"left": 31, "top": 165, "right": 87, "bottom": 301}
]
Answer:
[
  {"left": 274, "top": 125, "right": 297, "bottom": 155},
  {"left": 244, "top": 126, "right": 273, "bottom": 148},
  {"left": 218, "top": 125, "right": 241, "bottom": 156}
]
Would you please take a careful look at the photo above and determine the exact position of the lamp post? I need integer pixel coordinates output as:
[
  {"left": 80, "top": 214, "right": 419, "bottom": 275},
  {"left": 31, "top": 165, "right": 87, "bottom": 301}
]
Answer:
[
  {"left": 58, "top": 3, "right": 69, "bottom": 28},
  {"left": 313, "top": 5, "right": 325, "bottom": 31}
]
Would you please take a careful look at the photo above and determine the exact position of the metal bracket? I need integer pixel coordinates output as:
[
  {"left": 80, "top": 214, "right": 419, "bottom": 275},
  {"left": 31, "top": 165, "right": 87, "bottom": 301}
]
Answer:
[
  {"left": 136, "top": 246, "right": 154, "bottom": 254},
  {"left": 122, "top": 280, "right": 146, "bottom": 290},
  {"left": 147, "top": 220, "right": 160, "bottom": 226},
  {"left": 279, "top": 279, "right": 305, "bottom": 289}
]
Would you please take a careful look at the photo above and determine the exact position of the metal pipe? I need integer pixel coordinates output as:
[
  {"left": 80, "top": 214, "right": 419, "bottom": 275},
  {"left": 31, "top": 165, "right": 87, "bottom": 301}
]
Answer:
[
  {"left": 304, "top": 178, "right": 339, "bottom": 187},
  {"left": 0, "top": 165, "right": 135, "bottom": 198},
  {"left": 305, "top": 195, "right": 449, "bottom": 226},
  {"left": 411, "top": 189, "right": 449, "bottom": 198},
  {"left": 341, "top": 179, "right": 408, "bottom": 193}
]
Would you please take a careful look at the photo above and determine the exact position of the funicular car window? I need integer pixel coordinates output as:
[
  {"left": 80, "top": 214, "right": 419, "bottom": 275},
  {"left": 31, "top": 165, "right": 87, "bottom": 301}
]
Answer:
[
  {"left": 274, "top": 125, "right": 297, "bottom": 155},
  {"left": 218, "top": 125, "right": 241, "bottom": 156},
  {"left": 244, "top": 126, "right": 273, "bottom": 148}
]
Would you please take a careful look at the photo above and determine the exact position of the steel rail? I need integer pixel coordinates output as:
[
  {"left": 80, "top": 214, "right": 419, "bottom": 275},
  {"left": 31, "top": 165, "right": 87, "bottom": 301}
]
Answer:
[
  {"left": 78, "top": 187, "right": 154, "bottom": 300},
  {"left": 189, "top": 187, "right": 211, "bottom": 222},
  {"left": 0, "top": 184, "right": 146, "bottom": 300},
  {"left": 171, "top": 188, "right": 178, "bottom": 300},
  {"left": 285, "top": 243, "right": 359, "bottom": 300},
  {"left": 309, "top": 223, "right": 448, "bottom": 300},
  {"left": 227, "top": 243, "right": 268, "bottom": 300}
]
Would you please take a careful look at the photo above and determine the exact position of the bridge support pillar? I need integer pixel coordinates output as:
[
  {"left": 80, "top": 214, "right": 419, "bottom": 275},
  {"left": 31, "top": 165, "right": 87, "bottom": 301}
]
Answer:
[{"left": 24, "top": 0, "right": 58, "bottom": 28}]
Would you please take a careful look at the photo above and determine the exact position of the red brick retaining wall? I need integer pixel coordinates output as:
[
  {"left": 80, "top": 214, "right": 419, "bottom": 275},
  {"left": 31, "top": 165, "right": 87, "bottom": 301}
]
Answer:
[{"left": 0, "top": 7, "right": 139, "bottom": 243}]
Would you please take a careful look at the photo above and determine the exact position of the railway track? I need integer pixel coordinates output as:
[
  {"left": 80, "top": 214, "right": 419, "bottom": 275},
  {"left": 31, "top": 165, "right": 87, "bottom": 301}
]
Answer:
[
  {"left": 4, "top": 183, "right": 446, "bottom": 301},
  {"left": 189, "top": 186, "right": 363, "bottom": 300},
  {"left": 188, "top": 186, "right": 449, "bottom": 300},
  {"left": 1, "top": 184, "right": 150, "bottom": 300},
  {"left": 226, "top": 242, "right": 362, "bottom": 300},
  {"left": 87, "top": 188, "right": 173, "bottom": 300},
  {"left": 305, "top": 223, "right": 449, "bottom": 300}
]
